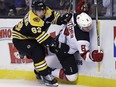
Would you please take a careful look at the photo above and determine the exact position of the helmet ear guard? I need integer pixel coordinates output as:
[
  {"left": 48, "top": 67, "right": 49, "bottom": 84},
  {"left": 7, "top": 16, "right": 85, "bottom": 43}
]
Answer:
[
  {"left": 32, "top": 0, "right": 46, "bottom": 11},
  {"left": 76, "top": 12, "right": 92, "bottom": 32}
]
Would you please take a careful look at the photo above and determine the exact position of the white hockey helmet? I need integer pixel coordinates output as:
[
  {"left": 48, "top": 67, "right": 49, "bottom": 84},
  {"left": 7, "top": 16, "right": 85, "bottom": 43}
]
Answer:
[{"left": 76, "top": 12, "right": 92, "bottom": 32}]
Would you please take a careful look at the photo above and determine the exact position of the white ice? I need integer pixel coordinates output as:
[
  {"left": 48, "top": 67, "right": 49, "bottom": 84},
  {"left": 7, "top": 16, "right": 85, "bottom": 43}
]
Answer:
[{"left": 0, "top": 79, "right": 89, "bottom": 87}]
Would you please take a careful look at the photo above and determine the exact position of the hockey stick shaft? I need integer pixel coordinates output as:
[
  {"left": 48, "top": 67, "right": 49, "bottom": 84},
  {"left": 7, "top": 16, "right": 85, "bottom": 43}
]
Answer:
[
  {"left": 94, "top": 0, "right": 101, "bottom": 52},
  {"left": 94, "top": 0, "right": 101, "bottom": 72}
]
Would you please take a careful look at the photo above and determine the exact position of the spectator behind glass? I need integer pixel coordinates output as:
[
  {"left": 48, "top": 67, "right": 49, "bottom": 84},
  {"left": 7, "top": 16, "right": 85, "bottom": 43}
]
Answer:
[
  {"left": 4, "top": 0, "right": 16, "bottom": 16},
  {"left": 89, "top": 0, "right": 105, "bottom": 18},
  {"left": 0, "top": 0, "right": 9, "bottom": 16},
  {"left": 103, "top": 0, "right": 116, "bottom": 17},
  {"left": 44, "top": 0, "right": 63, "bottom": 10},
  {"left": 76, "top": 0, "right": 91, "bottom": 14},
  {"left": 38, "top": 0, "right": 72, "bottom": 14},
  {"left": 17, "top": 0, "right": 30, "bottom": 16},
  {"left": 15, "top": 0, "right": 25, "bottom": 12}
]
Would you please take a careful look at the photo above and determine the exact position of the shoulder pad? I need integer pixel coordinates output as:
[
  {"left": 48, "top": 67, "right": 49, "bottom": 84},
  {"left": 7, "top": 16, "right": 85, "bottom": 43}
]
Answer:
[
  {"left": 29, "top": 10, "right": 44, "bottom": 27},
  {"left": 45, "top": 7, "right": 52, "bottom": 17}
]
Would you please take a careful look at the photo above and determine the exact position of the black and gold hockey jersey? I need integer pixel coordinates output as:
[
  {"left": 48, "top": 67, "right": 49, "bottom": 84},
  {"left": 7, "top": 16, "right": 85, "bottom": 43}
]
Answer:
[{"left": 12, "top": 7, "right": 61, "bottom": 46}]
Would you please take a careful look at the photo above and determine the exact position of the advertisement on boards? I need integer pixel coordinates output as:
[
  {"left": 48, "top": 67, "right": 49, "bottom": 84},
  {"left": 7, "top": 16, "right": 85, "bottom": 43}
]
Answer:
[
  {"left": 0, "top": 27, "right": 12, "bottom": 40},
  {"left": 9, "top": 43, "right": 33, "bottom": 64}
]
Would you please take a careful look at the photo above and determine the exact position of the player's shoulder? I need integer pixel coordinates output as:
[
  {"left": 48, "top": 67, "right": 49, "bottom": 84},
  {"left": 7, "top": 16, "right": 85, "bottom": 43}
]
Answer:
[
  {"left": 45, "top": 7, "right": 53, "bottom": 16},
  {"left": 28, "top": 10, "right": 44, "bottom": 27}
]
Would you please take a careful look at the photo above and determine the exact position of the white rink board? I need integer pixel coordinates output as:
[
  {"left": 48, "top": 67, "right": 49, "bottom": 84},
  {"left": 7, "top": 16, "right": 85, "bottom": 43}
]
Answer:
[{"left": 0, "top": 19, "right": 116, "bottom": 80}]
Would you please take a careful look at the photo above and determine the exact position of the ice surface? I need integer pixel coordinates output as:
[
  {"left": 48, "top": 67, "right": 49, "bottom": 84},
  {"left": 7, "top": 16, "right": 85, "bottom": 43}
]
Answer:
[{"left": 0, "top": 79, "right": 89, "bottom": 87}]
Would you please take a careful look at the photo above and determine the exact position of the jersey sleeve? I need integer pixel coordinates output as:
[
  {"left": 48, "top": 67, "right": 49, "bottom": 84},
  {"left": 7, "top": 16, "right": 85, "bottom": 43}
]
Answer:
[
  {"left": 34, "top": 28, "right": 53, "bottom": 46},
  {"left": 77, "top": 40, "right": 90, "bottom": 54},
  {"left": 45, "top": 7, "right": 61, "bottom": 25},
  {"left": 30, "top": 21, "right": 54, "bottom": 46}
]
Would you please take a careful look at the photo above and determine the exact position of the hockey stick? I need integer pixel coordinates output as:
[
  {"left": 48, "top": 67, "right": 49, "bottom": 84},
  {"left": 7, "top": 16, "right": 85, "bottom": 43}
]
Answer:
[{"left": 94, "top": 0, "right": 101, "bottom": 53}]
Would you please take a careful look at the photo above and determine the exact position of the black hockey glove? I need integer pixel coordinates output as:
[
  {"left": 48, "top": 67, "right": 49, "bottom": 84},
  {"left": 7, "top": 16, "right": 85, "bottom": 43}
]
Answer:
[
  {"left": 49, "top": 35, "right": 60, "bottom": 53},
  {"left": 57, "top": 13, "right": 72, "bottom": 25},
  {"left": 49, "top": 35, "right": 69, "bottom": 53}
]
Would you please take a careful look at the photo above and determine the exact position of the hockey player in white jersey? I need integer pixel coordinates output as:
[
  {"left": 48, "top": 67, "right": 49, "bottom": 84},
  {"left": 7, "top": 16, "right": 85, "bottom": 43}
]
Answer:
[
  {"left": 59, "top": 12, "right": 103, "bottom": 62},
  {"left": 34, "top": 12, "right": 103, "bottom": 83},
  {"left": 47, "top": 12, "right": 103, "bottom": 82}
]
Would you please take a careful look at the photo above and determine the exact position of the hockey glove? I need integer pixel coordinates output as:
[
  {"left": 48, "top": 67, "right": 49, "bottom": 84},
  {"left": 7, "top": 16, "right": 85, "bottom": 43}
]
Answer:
[
  {"left": 91, "top": 50, "right": 103, "bottom": 62},
  {"left": 57, "top": 13, "right": 72, "bottom": 25},
  {"left": 61, "top": 13, "right": 72, "bottom": 24},
  {"left": 49, "top": 35, "right": 69, "bottom": 53}
]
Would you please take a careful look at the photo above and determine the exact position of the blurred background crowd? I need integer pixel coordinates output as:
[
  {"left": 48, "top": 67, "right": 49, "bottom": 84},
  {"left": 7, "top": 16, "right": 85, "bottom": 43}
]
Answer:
[{"left": 0, "top": 0, "right": 115, "bottom": 18}]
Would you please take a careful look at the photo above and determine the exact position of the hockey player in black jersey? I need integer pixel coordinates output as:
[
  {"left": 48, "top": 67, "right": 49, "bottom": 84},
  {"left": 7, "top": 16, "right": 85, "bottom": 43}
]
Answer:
[{"left": 12, "top": 0, "right": 72, "bottom": 86}]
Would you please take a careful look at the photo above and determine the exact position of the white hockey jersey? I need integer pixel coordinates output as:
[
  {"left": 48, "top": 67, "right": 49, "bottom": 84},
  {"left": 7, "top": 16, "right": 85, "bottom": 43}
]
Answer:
[{"left": 59, "top": 13, "right": 90, "bottom": 55}]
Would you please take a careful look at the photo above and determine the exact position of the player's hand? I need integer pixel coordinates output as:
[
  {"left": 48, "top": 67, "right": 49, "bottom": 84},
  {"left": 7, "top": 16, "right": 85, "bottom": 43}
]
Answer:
[
  {"left": 49, "top": 35, "right": 60, "bottom": 53},
  {"left": 61, "top": 13, "right": 72, "bottom": 24},
  {"left": 91, "top": 50, "right": 103, "bottom": 62}
]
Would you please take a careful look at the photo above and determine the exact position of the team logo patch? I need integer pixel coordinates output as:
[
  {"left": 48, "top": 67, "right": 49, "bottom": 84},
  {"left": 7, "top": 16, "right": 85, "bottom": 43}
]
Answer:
[{"left": 33, "top": 17, "right": 40, "bottom": 22}]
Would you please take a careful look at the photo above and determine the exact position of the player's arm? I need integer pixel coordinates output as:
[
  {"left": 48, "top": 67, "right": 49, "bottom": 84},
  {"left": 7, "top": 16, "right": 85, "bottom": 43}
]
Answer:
[
  {"left": 34, "top": 27, "right": 69, "bottom": 54},
  {"left": 46, "top": 7, "right": 72, "bottom": 25},
  {"left": 31, "top": 24, "right": 69, "bottom": 54},
  {"left": 57, "top": 13, "right": 72, "bottom": 25},
  {"left": 32, "top": 26, "right": 53, "bottom": 46},
  {"left": 30, "top": 20, "right": 58, "bottom": 47},
  {"left": 77, "top": 40, "right": 103, "bottom": 62}
]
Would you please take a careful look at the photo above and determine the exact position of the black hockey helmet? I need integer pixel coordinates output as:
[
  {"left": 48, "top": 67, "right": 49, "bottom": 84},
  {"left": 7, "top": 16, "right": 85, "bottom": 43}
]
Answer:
[{"left": 32, "top": 0, "right": 46, "bottom": 11}]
